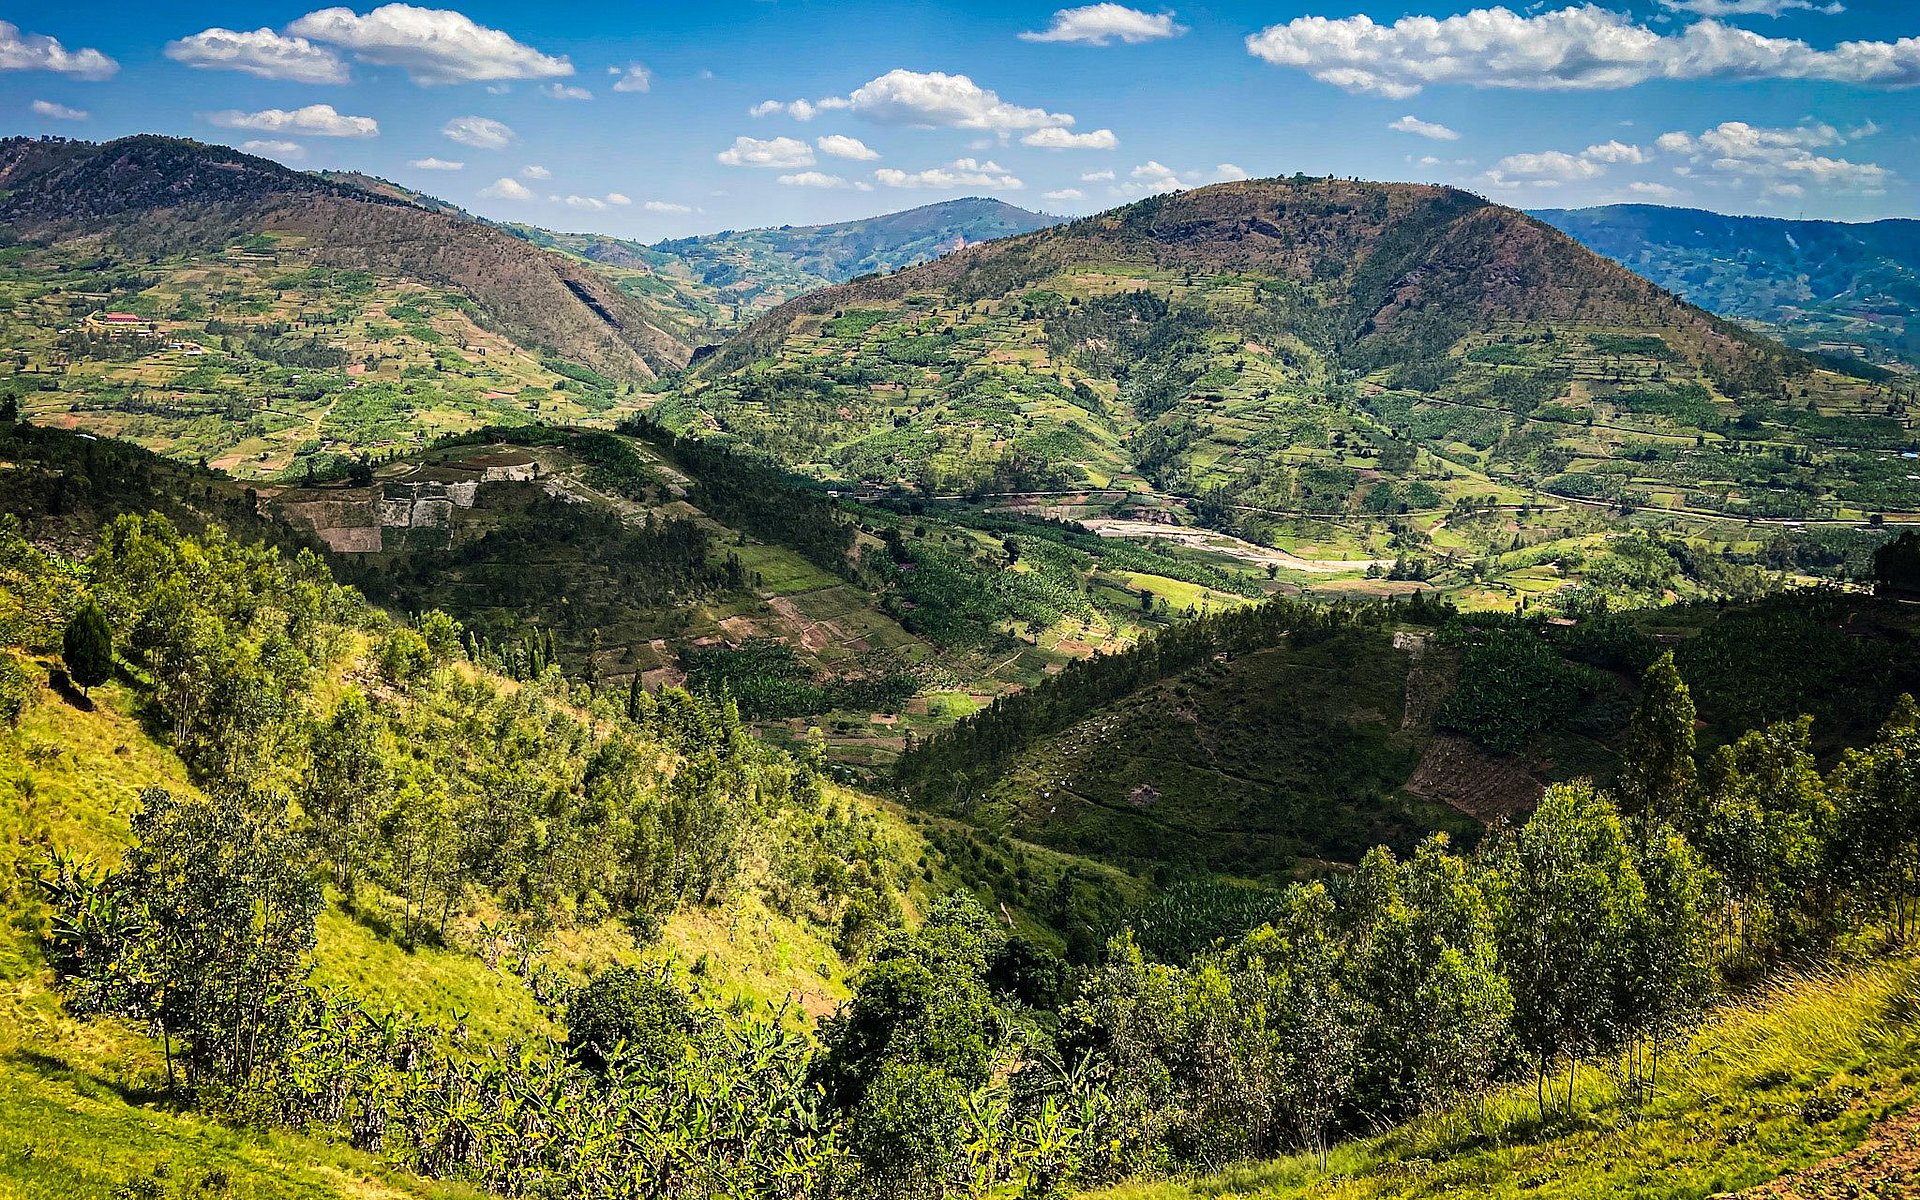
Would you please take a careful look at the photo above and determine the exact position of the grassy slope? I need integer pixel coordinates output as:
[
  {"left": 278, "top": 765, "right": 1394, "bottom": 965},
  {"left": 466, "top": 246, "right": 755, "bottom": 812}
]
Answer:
[{"left": 1089, "top": 957, "right": 1920, "bottom": 1200}]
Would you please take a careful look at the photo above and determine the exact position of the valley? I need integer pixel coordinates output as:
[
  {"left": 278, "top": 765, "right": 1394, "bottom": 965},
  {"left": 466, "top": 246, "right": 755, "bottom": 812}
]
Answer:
[{"left": 4, "top": 125, "right": 1920, "bottom": 1200}]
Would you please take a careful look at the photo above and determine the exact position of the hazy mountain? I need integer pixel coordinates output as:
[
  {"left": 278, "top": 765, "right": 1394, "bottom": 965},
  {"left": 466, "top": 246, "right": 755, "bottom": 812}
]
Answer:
[{"left": 1534, "top": 203, "right": 1920, "bottom": 366}]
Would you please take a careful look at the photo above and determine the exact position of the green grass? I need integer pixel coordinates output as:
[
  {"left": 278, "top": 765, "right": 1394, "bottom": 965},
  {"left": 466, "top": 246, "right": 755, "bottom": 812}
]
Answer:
[{"left": 1086, "top": 957, "right": 1920, "bottom": 1200}]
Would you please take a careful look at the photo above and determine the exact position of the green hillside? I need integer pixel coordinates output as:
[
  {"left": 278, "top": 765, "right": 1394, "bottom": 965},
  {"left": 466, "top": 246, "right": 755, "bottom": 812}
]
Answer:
[{"left": 1536, "top": 203, "right": 1920, "bottom": 367}]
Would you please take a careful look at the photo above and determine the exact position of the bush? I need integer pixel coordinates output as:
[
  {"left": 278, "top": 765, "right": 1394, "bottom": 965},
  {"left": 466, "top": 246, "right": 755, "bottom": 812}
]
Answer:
[{"left": 565, "top": 965, "right": 696, "bottom": 1074}]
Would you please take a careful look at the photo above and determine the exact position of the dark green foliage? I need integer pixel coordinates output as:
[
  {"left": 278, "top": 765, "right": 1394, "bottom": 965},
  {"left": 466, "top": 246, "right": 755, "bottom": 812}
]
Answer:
[
  {"left": 61, "top": 601, "right": 113, "bottom": 696},
  {"left": 1437, "top": 624, "right": 1612, "bottom": 755},
  {"left": 565, "top": 965, "right": 697, "bottom": 1073}
]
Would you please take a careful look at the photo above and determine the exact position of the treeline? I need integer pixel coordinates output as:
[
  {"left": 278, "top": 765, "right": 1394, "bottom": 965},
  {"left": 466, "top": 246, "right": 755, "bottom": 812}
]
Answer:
[{"left": 894, "top": 592, "right": 1453, "bottom": 801}]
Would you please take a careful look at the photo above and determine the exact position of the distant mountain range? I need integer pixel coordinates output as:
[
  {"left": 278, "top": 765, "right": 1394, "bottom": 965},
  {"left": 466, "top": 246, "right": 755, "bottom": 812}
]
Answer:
[
  {"left": 1534, "top": 204, "right": 1920, "bottom": 367},
  {"left": 508, "top": 198, "right": 1062, "bottom": 334}
]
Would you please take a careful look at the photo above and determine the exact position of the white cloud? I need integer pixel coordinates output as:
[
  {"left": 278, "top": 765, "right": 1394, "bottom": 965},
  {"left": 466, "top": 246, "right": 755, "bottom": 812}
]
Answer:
[
  {"left": 520, "top": 164, "right": 550, "bottom": 179},
  {"left": 1389, "top": 114, "right": 1459, "bottom": 141},
  {"left": 1019, "top": 4, "right": 1186, "bottom": 45},
  {"left": 1081, "top": 169, "right": 1116, "bottom": 182},
  {"left": 442, "top": 115, "right": 514, "bottom": 150},
  {"left": 717, "top": 135, "right": 815, "bottom": 168},
  {"left": 831, "top": 69, "right": 1072, "bottom": 130},
  {"left": 409, "top": 156, "right": 463, "bottom": 169},
  {"left": 874, "top": 158, "right": 1024, "bottom": 189},
  {"left": 1659, "top": 0, "right": 1843, "bottom": 15},
  {"left": 479, "top": 176, "right": 532, "bottom": 200},
  {"left": 1118, "top": 159, "right": 1186, "bottom": 195},
  {"left": 1484, "top": 139, "right": 1647, "bottom": 188},
  {"left": 0, "top": 21, "right": 116, "bottom": 80},
  {"left": 1043, "top": 187, "right": 1085, "bottom": 200},
  {"left": 165, "top": 27, "right": 347, "bottom": 83},
  {"left": 607, "top": 193, "right": 632, "bottom": 205},
  {"left": 609, "top": 64, "right": 651, "bottom": 93},
  {"left": 1022, "top": 127, "right": 1119, "bottom": 150},
  {"left": 779, "top": 171, "right": 853, "bottom": 188},
  {"left": 544, "top": 83, "right": 591, "bottom": 100},
  {"left": 210, "top": 104, "right": 378, "bottom": 138},
  {"left": 1246, "top": 6, "right": 1920, "bottom": 97},
  {"left": 817, "top": 134, "right": 880, "bottom": 160},
  {"left": 1582, "top": 139, "right": 1648, "bottom": 164},
  {"left": 1628, "top": 180, "right": 1679, "bottom": 196},
  {"left": 241, "top": 139, "right": 304, "bottom": 159},
  {"left": 286, "top": 3, "right": 572, "bottom": 86},
  {"left": 751, "top": 98, "right": 821, "bottom": 120},
  {"left": 644, "top": 199, "right": 695, "bottom": 212},
  {"left": 1487, "top": 150, "right": 1604, "bottom": 188},
  {"left": 30, "top": 99, "right": 87, "bottom": 121},
  {"left": 1658, "top": 119, "right": 1890, "bottom": 191},
  {"left": 1214, "top": 162, "right": 1249, "bottom": 181}
]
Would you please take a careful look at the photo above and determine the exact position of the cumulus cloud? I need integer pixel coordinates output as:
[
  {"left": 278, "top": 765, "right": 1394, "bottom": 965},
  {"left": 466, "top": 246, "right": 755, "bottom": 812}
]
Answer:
[
  {"left": 1043, "top": 187, "right": 1085, "bottom": 200},
  {"left": 286, "top": 3, "right": 572, "bottom": 85},
  {"left": 30, "top": 99, "right": 87, "bottom": 121},
  {"left": 211, "top": 104, "right": 378, "bottom": 138},
  {"left": 1582, "top": 139, "right": 1648, "bottom": 164},
  {"left": 874, "top": 158, "right": 1024, "bottom": 189},
  {"left": 241, "top": 139, "right": 304, "bottom": 159},
  {"left": 644, "top": 199, "right": 695, "bottom": 212},
  {"left": 1214, "top": 163, "right": 1249, "bottom": 181},
  {"left": 166, "top": 27, "right": 347, "bottom": 83},
  {"left": 717, "top": 135, "right": 815, "bottom": 168},
  {"left": 409, "top": 156, "right": 463, "bottom": 169},
  {"left": 1389, "top": 114, "right": 1459, "bottom": 141},
  {"left": 816, "top": 134, "right": 880, "bottom": 160},
  {"left": 1486, "top": 150, "right": 1604, "bottom": 188},
  {"left": 1022, "top": 127, "right": 1119, "bottom": 149},
  {"left": 520, "top": 164, "right": 550, "bottom": 179},
  {"left": 544, "top": 83, "right": 591, "bottom": 100},
  {"left": 555, "top": 192, "right": 630, "bottom": 210},
  {"left": 479, "top": 176, "right": 532, "bottom": 200},
  {"left": 1628, "top": 180, "right": 1679, "bottom": 196},
  {"left": 751, "top": 98, "right": 822, "bottom": 120},
  {"left": 1659, "top": 0, "right": 1843, "bottom": 15},
  {"left": 1658, "top": 119, "right": 1889, "bottom": 191},
  {"left": 1019, "top": 4, "right": 1186, "bottom": 45},
  {"left": 609, "top": 64, "right": 651, "bottom": 92},
  {"left": 830, "top": 69, "right": 1071, "bottom": 130},
  {"left": 1246, "top": 6, "right": 1920, "bottom": 98},
  {"left": 1118, "top": 160, "right": 1186, "bottom": 195},
  {"left": 779, "top": 171, "right": 854, "bottom": 188},
  {"left": 0, "top": 21, "right": 116, "bottom": 80},
  {"left": 442, "top": 115, "right": 515, "bottom": 150},
  {"left": 1081, "top": 169, "right": 1116, "bottom": 182}
]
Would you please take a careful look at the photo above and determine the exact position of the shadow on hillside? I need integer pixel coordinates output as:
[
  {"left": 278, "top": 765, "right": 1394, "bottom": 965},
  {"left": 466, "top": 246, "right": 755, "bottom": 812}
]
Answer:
[
  {"left": 46, "top": 667, "right": 94, "bottom": 713},
  {"left": 5, "top": 1047, "right": 181, "bottom": 1109}
]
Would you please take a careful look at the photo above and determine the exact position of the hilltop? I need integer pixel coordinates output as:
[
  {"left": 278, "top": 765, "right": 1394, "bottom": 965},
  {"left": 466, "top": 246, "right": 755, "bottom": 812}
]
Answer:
[{"left": 1536, "top": 203, "right": 1920, "bottom": 367}]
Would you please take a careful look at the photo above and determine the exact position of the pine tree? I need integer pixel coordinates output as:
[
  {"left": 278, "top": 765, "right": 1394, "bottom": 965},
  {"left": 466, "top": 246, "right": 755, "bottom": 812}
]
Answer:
[{"left": 61, "top": 601, "right": 114, "bottom": 699}]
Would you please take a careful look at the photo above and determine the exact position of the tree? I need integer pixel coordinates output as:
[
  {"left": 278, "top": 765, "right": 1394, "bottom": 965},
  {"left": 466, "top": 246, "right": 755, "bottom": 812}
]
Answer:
[
  {"left": 1617, "top": 651, "right": 1697, "bottom": 831},
  {"left": 62, "top": 600, "right": 113, "bottom": 698},
  {"left": 302, "top": 690, "right": 392, "bottom": 894},
  {"left": 41, "top": 786, "right": 322, "bottom": 1097},
  {"left": 1695, "top": 717, "right": 1831, "bottom": 962},
  {"left": 565, "top": 964, "right": 697, "bottom": 1074}
]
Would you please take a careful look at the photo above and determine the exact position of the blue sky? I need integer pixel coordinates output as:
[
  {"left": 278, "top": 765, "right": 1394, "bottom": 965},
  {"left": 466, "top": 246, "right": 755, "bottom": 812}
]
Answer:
[{"left": 2, "top": 2, "right": 1916, "bottom": 239}]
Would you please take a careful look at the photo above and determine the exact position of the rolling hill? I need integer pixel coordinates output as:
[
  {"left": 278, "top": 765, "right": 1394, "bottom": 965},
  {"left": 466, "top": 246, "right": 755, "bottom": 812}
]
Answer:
[
  {"left": 1535, "top": 203, "right": 1920, "bottom": 366},
  {"left": 0, "top": 135, "right": 697, "bottom": 473}
]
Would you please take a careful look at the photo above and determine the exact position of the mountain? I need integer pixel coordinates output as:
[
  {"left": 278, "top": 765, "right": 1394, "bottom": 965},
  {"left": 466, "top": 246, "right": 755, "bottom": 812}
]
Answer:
[
  {"left": 1534, "top": 203, "right": 1920, "bottom": 366},
  {"left": 513, "top": 197, "right": 1063, "bottom": 332},
  {"left": 0, "top": 135, "right": 703, "bottom": 473},
  {"left": 664, "top": 175, "right": 1912, "bottom": 539},
  {"left": 0, "top": 136, "right": 692, "bottom": 379}
]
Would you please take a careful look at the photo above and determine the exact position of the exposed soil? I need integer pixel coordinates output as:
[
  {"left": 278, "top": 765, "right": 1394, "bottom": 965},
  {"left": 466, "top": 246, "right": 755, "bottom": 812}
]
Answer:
[
  {"left": 1403, "top": 734, "right": 1544, "bottom": 823},
  {"left": 1736, "top": 1106, "right": 1920, "bottom": 1198}
]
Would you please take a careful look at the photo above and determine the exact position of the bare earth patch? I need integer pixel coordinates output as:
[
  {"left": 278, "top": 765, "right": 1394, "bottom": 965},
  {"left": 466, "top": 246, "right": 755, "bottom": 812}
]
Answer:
[
  {"left": 1403, "top": 734, "right": 1544, "bottom": 823},
  {"left": 1736, "top": 1106, "right": 1920, "bottom": 1199}
]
